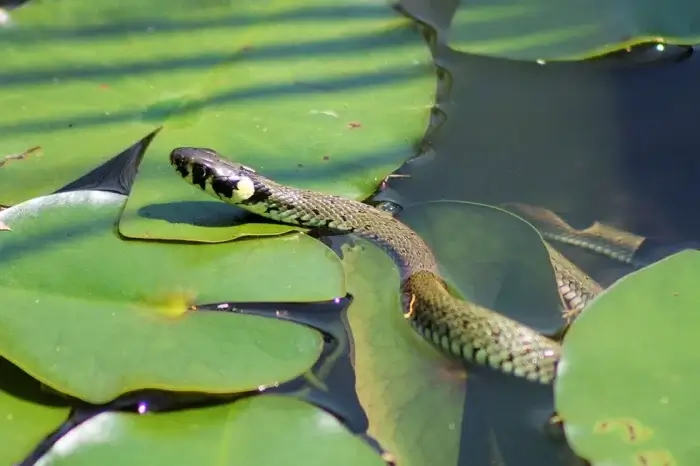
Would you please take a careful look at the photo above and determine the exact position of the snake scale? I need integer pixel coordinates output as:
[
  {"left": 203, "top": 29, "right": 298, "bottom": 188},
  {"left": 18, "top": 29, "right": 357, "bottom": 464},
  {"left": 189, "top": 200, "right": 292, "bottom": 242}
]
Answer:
[{"left": 169, "top": 147, "right": 633, "bottom": 385}]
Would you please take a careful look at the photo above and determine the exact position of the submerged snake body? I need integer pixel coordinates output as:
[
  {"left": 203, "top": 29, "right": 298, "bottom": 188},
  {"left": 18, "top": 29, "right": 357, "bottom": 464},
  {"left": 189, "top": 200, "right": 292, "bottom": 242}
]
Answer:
[{"left": 170, "top": 147, "right": 560, "bottom": 384}]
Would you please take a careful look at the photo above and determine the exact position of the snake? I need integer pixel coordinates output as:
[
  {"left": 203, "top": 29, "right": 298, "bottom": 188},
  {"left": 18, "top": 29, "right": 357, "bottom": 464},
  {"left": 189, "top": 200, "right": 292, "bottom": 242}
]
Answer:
[{"left": 169, "top": 147, "right": 642, "bottom": 385}]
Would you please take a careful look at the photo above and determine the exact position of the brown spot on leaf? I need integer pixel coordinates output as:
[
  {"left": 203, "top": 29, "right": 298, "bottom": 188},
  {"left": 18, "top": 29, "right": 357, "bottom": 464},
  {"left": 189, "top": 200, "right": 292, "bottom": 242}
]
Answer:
[
  {"left": 322, "top": 155, "right": 330, "bottom": 161},
  {"left": 635, "top": 449, "right": 676, "bottom": 466},
  {"left": 347, "top": 121, "right": 362, "bottom": 129},
  {"left": 594, "top": 418, "right": 653, "bottom": 443}
]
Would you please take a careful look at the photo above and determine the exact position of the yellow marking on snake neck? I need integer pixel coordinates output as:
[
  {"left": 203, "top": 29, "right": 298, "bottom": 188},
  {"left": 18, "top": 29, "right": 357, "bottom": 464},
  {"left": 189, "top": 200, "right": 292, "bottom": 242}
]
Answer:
[{"left": 233, "top": 175, "right": 255, "bottom": 201}]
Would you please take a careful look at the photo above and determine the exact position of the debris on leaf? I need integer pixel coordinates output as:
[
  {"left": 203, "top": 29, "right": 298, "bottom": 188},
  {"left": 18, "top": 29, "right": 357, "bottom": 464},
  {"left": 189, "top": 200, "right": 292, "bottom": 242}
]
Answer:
[{"left": 0, "top": 146, "right": 41, "bottom": 168}]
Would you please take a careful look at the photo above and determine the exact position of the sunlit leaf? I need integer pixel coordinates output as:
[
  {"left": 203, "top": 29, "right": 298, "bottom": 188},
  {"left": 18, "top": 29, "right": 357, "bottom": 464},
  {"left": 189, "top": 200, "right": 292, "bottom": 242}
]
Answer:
[
  {"left": 0, "top": 0, "right": 433, "bottom": 215},
  {"left": 36, "top": 395, "right": 387, "bottom": 466},
  {"left": 0, "top": 191, "right": 344, "bottom": 402}
]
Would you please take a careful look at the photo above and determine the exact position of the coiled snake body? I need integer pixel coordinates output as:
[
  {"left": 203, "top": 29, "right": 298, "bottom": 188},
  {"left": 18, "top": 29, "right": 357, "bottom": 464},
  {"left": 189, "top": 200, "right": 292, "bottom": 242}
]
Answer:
[{"left": 169, "top": 147, "right": 630, "bottom": 384}]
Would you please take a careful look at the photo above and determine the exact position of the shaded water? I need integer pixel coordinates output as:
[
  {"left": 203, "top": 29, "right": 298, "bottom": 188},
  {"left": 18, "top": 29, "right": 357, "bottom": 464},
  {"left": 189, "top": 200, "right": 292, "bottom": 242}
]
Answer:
[{"left": 383, "top": 18, "right": 699, "bottom": 288}]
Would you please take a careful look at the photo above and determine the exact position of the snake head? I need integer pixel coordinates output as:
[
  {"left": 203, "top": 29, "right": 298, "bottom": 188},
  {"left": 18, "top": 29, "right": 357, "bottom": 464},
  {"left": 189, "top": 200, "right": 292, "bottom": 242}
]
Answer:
[{"left": 169, "top": 147, "right": 260, "bottom": 204}]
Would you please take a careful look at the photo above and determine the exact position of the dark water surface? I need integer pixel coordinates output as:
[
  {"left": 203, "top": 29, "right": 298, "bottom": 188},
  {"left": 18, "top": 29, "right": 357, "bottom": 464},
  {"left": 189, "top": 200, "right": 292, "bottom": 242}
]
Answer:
[{"left": 387, "top": 6, "right": 700, "bottom": 288}]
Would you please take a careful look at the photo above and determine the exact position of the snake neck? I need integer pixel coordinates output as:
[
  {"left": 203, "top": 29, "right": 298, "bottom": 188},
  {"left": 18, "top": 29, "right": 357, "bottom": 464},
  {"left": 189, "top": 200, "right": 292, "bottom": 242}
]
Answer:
[{"left": 239, "top": 180, "right": 440, "bottom": 281}]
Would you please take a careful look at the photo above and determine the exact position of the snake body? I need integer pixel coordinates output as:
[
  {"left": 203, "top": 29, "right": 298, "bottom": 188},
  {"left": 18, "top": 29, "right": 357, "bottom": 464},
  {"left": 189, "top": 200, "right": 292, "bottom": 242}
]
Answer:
[{"left": 169, "top": 147, "right": 610, "bottom": 384}]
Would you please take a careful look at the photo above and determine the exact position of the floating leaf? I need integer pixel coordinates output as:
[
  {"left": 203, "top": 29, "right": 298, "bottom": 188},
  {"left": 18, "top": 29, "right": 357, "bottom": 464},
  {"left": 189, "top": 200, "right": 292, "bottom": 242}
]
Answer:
[
  {"left": 556, "top": 250, "right": 700, "bottom": 465},
  {"left": 36, "top": 395, "right": 387, "bottom": 466},
  {"left": 0, "top": 360, "right": 69, "bottom": 465},
  {"left": 0, "top": 191, "right": 344, "bottom": 403},
  {"left": 441, "top": 0, "right": 700, "bottom": 60}
]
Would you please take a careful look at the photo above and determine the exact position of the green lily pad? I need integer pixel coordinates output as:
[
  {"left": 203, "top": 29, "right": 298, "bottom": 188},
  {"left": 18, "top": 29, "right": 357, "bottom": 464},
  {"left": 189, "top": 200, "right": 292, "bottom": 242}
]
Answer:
[
  {"left": 0, "top": 191, "right": 344, "bottom": 403},
  {"left": 0, "top": 360, "right": 69, "bottom": 466},
  {"left": 344, "top": 200, "right": 564, "bottom": 465},
  {"left": 555, "top": 250, "right": 700, "bottom": 465},
  {"left": 36, "top": 395, "right": 387, "bottom": 466},
  {"left": 0, "top": 0, "right": 433, "bottom": 216},
  {"left": 444, "top": 0, "right": 700, "bottom": 60}
]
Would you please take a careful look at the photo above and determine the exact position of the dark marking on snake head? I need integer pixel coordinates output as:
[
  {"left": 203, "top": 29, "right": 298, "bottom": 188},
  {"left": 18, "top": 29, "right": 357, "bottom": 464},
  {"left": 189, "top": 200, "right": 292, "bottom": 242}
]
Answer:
[
  {"left": 211, "top": 177, "right": 235, "bottom": 199},
  {"left": 191, "top": 164, "right": 209, "bottom": 190},
  {"left": 174, "top": 163, "right": 189, "bottom": 179}
]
